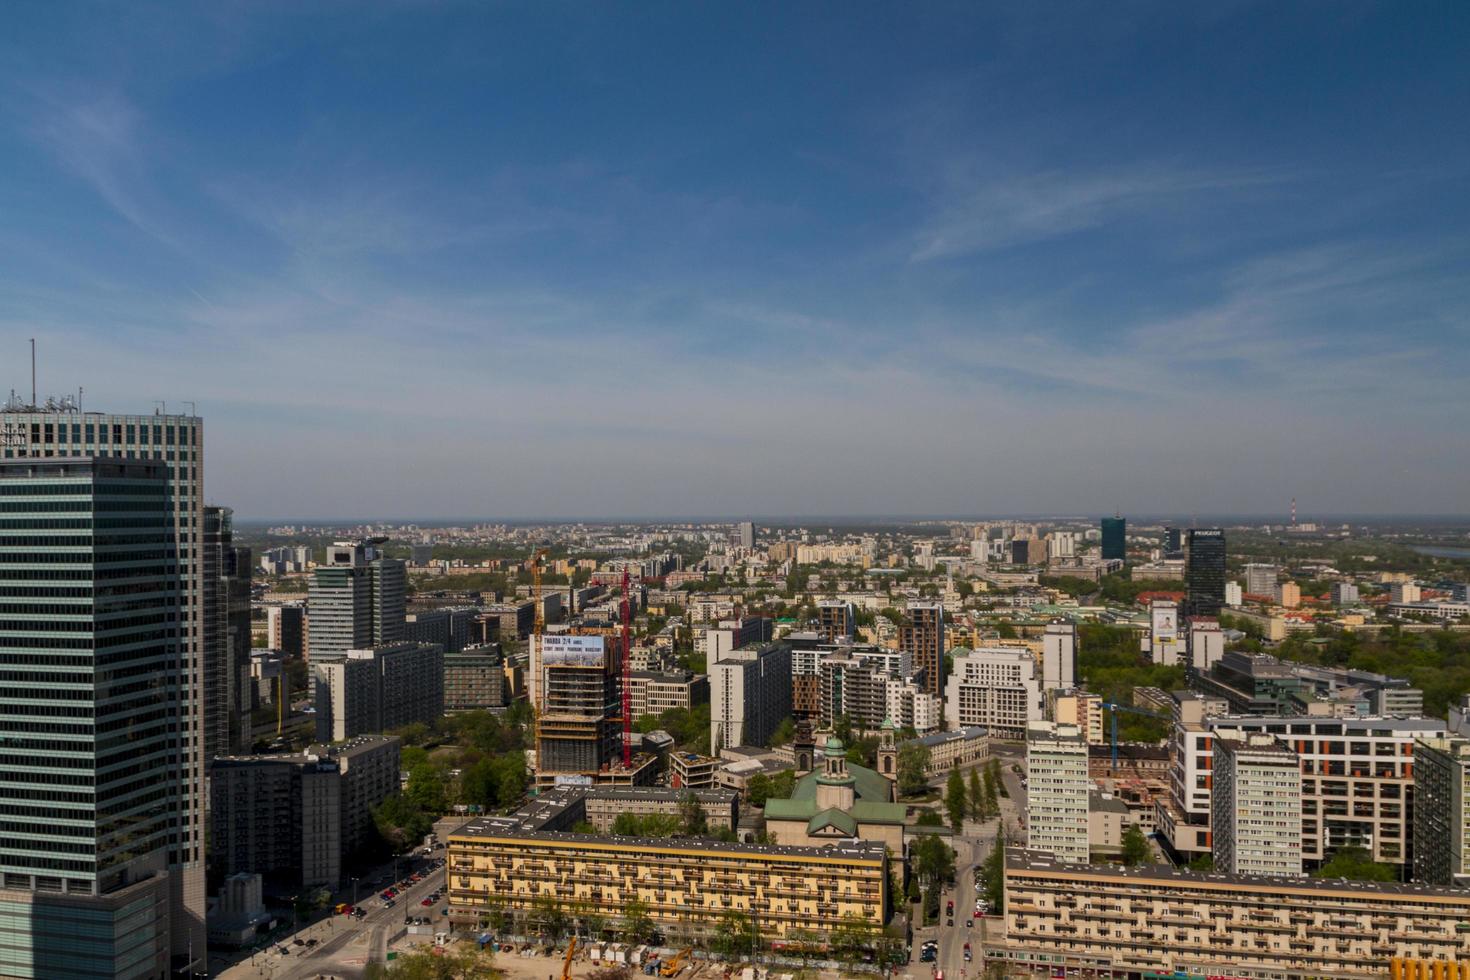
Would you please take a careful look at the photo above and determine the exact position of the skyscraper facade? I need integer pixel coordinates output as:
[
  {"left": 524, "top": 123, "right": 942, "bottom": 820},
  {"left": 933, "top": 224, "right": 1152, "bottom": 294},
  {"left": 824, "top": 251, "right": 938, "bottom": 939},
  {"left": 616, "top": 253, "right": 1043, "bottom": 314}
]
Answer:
[
  {"left": 1185, "top": 528, "right": 1227, "bottom": 617},
  {"left": 1, "top": 405, "right": 208, "bottom": 968},
  {"left": 900, "top": 600, "right": 945, "bottom": 697},
  {"left": 307, "top": 540, "right": 406, "bottom": 663},
  {"left": 1100, "top": 516, "right": 1126, "bottom": 561},
  {"left": 0, "top": 457, "right": 177, "bottom": 977},
  {"left": 204, "top": 506, "right": 253, "bottom": 759}
]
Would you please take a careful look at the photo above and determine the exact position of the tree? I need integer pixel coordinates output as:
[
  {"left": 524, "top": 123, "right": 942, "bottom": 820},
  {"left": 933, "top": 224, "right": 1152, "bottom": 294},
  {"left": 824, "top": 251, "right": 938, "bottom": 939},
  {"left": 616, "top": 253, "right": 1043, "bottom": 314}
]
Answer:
[
  {"left": 897, "top": 742, "right": 931, "bottom": 796},
  {"left": 912, "top": 834, "right": 956, "bottom": 892},
  {"left": 405, "top": 763, "right": 446, "bottom": 813},
  {"left": 981, "top": 828, "right": 1006, "bottom": 913},
  {"left": 372, "top": 794, "right": 432, "bottom": 854},
  {"left": 680, "top": 791, "right": 708, "bottom": 836},
  {"left": 945, "top": 767, "right": 967, "bottom": 832},
  {"left": 968, "top": 768, "right": 984, "bottom": 820},
  {"left": 530, "top": 894, "right": 570, "bottom": 941},
  {"left": 459, "top": 757, "right": 499, "bottom": 810},
  {"left": 829, "top": 913, "right": 876, "bottom": 969},
  {"left": 712, "top": 911, "right": 760, "bottom": 958},
  {"left": 982, "top": 767, "right": 999, "bottom": 817},
  {"left": 767, "top": 716, "right": 796, "bottom": 747},
  {"left": 1121, "top": 824, "right": 1151, "bottom": 866},
  {"left": 621, "top": 898, "right": 657, "bottom": 944},
  {"left": 364, "top": 940, "right": 495, "bottom": 978},
  {"left": 1314, "top": 846, "right": 1396, "bottom": 882}
]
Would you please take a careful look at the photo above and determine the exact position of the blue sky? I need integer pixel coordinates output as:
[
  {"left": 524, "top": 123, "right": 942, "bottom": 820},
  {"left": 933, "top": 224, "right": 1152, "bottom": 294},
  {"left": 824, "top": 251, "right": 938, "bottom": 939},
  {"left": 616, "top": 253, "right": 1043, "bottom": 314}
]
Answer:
[{"left": 2, "top": 2, "right": 1467, "bottom": 519}]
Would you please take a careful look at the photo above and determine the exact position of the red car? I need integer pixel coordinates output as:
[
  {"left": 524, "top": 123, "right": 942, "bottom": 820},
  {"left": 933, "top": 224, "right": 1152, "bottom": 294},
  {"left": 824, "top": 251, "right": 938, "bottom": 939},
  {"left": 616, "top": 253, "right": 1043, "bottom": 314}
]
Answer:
[{"left": 421, "top": 898, "right": 434, "bottom": 907}]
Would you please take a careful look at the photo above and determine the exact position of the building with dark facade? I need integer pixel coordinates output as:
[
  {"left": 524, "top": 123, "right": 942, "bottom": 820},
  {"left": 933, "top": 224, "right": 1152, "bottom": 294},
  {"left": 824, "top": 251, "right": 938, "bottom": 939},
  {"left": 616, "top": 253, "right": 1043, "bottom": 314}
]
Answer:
[
  {"left": 1185, "top": 527, "right": 1227, "bottom": 617},
  {"left": 1100, "top": 515, "right": 1126, "bottom": 561},
  {"left": 900, "top": 600, "right": 945, "bottom": 698},
  {"left": 0, "top": 457, "right": 179, "bottom": 978}
]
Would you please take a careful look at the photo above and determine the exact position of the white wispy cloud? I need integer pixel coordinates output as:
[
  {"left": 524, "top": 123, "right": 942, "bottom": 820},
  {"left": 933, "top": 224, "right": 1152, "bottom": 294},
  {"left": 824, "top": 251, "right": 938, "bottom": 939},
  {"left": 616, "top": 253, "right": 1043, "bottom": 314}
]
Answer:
[{"left": 909, "top": 166, "right": 1287, "bottom": 262}]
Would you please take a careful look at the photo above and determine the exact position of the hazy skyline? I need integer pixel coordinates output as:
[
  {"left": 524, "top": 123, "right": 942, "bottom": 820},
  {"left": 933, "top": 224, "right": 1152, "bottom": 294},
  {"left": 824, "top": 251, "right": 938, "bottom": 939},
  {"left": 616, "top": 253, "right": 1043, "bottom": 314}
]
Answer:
[{"left": 3, "top": 3, "right": 1468, "bottom": 519}]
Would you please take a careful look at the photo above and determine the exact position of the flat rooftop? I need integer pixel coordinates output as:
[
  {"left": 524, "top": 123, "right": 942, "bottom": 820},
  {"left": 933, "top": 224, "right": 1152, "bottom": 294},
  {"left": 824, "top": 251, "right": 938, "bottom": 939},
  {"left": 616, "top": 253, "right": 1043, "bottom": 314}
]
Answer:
[{"left": 1007, "top": 848, "right": 1470, "bottom": 900}]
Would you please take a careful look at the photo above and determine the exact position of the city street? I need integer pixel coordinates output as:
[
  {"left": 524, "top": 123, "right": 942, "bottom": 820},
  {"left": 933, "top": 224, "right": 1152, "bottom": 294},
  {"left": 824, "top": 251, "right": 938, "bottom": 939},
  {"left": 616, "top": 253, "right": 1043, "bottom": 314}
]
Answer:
[
  {"left": 903, "top": 748, "right": 1025, "bottom": 980},
  {"left": 214, "top": 857, "right": 447, "bottom": 980}
]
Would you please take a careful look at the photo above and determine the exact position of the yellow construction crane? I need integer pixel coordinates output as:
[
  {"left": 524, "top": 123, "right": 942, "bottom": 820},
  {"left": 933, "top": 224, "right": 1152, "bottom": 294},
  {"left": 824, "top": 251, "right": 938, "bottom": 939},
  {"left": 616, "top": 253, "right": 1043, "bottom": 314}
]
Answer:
[{"left": 560, "top": 936, "right": 577, "bottom": 980}]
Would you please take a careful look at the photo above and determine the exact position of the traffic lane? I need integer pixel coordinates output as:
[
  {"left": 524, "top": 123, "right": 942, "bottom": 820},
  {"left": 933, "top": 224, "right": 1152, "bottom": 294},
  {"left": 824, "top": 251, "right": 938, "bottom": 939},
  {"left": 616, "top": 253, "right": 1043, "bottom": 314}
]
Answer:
[{"left": 268, "top": 863, "right": 447, "bottom": 980}]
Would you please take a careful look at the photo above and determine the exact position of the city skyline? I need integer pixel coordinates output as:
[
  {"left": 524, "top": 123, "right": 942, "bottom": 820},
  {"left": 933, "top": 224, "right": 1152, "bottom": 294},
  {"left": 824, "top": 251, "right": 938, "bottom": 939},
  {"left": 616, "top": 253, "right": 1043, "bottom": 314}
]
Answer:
[{"left": 3, "top": 4, "right": 1469, "bottom": 519}]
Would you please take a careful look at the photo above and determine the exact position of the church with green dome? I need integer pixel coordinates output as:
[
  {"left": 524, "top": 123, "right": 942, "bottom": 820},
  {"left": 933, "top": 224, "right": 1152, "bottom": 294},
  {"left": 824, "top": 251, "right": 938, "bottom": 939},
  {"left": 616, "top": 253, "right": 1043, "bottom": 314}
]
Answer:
[{"left": 761, "top": 729, "right": 907, "bottom": 851}]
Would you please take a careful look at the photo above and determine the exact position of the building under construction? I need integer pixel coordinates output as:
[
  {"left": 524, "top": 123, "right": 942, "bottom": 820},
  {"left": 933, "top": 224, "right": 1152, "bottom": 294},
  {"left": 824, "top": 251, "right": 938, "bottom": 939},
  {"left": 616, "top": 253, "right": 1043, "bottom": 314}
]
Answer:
[{"left": 530, "top": 634, "right": 657, "bottom": 787}]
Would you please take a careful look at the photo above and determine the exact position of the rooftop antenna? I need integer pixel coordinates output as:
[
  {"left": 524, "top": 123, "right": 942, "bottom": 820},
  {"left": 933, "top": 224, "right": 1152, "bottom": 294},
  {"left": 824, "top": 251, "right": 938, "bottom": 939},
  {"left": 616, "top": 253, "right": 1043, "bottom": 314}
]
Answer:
[{"left": 30, "top": 339, "right": 36, "bottom": 408}]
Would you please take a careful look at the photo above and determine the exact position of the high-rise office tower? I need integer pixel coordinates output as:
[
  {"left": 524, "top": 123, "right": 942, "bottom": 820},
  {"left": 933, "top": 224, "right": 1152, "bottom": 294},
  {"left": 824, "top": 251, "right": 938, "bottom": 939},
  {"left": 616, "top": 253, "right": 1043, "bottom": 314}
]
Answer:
[
  {"left": 737, "top": 521, "right": 755, "bottom": 549},
  {"left": 1163, "top": 526, "right": 1183, "bottom": 554},
  {"left": 1, "top": 404, "right": 208, "bottom": 969},
  {"left": 204, "top": 506, "right": 253, "bottom": 759},
  {"left": 1211, "top": 733, "right": 1302, "bottom": 877},
  {"left": 816, "top": 599, "right": 856, "bottom": 643},
  {"left": 1100, "top": 516, "right": 1126, "bottom": 561},
  {"left": 1185, "top": 528, "right": 1227, "bottom": 617},
  {"left": 900, "top": 600, "right": 945, "bottom": 697},
  {"left": 307, "top": 540, "right": 406, "bottom": 662},
  {"left": 0, "top": 457, "right": 177, "bottom": 976}
]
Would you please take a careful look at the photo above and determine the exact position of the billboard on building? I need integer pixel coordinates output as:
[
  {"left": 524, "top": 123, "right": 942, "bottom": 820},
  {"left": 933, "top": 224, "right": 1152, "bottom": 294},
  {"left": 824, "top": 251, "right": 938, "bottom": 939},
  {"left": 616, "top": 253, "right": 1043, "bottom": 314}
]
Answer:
[{"left": 540, "top": 634, "right": 605, "bottom": 667}]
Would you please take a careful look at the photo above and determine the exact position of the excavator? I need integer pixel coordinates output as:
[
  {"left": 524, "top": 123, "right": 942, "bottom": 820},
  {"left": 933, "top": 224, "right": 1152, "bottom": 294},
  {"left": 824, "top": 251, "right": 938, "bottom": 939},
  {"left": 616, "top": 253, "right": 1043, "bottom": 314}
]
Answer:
[
  {"left": 660, "top": 947, "right": 692, "bottom": 978},
  {"left": 560, "top": 936, "right": 578, "bottom": 980}
]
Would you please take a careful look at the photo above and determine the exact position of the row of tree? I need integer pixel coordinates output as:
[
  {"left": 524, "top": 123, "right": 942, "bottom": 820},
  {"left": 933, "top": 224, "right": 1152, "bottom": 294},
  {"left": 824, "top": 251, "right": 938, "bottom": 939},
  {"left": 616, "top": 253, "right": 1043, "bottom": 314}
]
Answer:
[{"left": 944, "top": 757, "right": 1005, "bottom": 831}]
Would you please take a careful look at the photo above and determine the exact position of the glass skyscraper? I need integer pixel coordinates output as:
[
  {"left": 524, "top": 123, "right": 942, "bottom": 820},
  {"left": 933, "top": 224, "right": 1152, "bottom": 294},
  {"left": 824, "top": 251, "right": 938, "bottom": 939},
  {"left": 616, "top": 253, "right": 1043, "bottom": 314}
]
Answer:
[
  {"left": 1186, "top": 527, "right": 1228, "bottom": 618},
  {"left": 2, "top": 406, "right": 207, "bottom": 973},
  {"left": 1100, "top": 515, "right": 1127, "bottom": 561},
  {"left": 0, "top": 457, "right": 176, "bottom": 978}
]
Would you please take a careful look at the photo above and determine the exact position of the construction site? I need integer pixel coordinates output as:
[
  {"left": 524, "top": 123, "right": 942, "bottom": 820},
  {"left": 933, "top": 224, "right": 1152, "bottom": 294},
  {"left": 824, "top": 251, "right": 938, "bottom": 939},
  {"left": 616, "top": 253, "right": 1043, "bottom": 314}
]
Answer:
[{"left": 529, "top": 556, "right": 659, "bottom": 788}]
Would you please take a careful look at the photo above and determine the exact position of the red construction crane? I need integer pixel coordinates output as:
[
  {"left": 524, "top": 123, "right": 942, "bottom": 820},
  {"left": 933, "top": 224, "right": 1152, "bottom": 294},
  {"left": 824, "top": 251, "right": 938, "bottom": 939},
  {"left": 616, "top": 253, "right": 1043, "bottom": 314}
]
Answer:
[{"left": 621, "top": 567, "right": 633, "bottom": 767}]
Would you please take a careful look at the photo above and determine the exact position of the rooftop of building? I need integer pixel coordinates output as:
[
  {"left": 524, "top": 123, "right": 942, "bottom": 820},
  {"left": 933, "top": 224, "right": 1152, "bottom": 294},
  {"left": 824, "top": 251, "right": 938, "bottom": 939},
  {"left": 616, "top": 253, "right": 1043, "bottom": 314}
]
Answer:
[
  {"left": 213, "top": 734, "right": 399, "bottom": 767},
  {"left": 451, "top": 813, "right": 887, "bottom": 861},
  {"left": 1006, "top": 847, "right": 1470, "bottom": 900},
  {"left": 913, "top": 726, "right": 989, "bottom": 748}
]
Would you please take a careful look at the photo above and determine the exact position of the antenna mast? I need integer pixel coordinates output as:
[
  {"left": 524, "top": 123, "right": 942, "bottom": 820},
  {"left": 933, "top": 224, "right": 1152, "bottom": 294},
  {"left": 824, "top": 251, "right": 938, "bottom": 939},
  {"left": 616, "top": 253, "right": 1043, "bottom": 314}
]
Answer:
[{"left": 30, "top": 339, "right": 36, "bottom": 408}]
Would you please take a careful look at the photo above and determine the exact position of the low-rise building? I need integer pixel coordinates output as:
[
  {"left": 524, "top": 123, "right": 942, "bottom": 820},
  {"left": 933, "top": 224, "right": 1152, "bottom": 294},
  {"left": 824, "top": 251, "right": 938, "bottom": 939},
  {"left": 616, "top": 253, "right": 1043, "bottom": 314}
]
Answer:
[
  {"left": 996, "top": 849, "right": 1470, "bottom": 980},
  {"left": 447, "top": 809, "right": 887, "bottom": 942},
  {"left": 627, "top": 670, "right": 708, "bottom": 720},
  {"left": 670, "top": 751, "right": 720, "bottom": 789},
  {"left": 904, "top": 725, "right": 990, "bottom": 778},
  {"left": 581, "top": 786, "right": 738, "bottom": 833}
]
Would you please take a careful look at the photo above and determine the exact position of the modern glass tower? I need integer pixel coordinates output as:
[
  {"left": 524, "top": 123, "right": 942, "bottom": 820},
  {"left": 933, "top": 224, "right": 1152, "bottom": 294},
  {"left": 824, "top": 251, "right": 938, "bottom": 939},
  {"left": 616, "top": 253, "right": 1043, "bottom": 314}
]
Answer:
[
  {"left": 1186, "top": 527, "right": 1227, "bottom": 617},
  {"left": 1, "top": 404, "right": 207, "bottom": 972},
  {"left": 0, "top": 457, "right": 176, "bottom": 978},
  {"left": 1100, "top": 515, "right": 1126, "bottom": 561}
]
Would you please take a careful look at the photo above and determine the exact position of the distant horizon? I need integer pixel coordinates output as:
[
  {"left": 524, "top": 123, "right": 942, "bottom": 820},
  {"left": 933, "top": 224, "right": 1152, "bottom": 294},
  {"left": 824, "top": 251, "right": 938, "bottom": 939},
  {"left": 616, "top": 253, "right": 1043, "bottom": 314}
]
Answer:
[{"left": 233, "top": 512, "right": 1470, "bottom": 528}]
